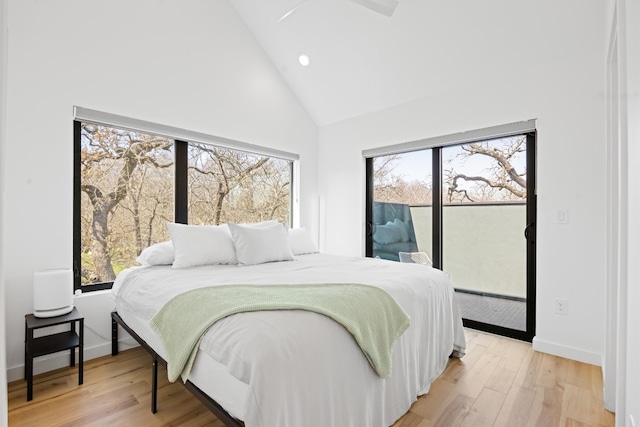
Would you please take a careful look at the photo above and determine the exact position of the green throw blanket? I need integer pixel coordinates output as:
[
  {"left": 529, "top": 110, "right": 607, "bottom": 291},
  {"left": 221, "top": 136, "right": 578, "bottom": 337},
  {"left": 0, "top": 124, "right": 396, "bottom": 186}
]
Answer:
[{"left": 149, "top": 283, "right": 410, "bottom": 382}]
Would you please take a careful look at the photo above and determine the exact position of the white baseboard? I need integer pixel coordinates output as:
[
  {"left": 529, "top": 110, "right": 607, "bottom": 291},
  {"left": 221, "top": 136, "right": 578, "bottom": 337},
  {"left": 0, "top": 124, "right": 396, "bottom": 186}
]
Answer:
[
  {"left": 10, "top": 335, "right": 604, "bottom": 383},
  {"left": 532, "top": 336, "right": 603, "bottom": 366},
  {"left": 6, "top": 338, "right": 139, "bottom": 383}
]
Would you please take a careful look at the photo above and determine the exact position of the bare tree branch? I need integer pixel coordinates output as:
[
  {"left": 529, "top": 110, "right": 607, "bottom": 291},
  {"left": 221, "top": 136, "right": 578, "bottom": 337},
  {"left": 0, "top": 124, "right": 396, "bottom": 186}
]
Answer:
[
  {"left": 448, "top": 173, "right": 526, "bottom": 201},
  {"left": 463, "top": 142, "right": 527, "bottom": 189}
]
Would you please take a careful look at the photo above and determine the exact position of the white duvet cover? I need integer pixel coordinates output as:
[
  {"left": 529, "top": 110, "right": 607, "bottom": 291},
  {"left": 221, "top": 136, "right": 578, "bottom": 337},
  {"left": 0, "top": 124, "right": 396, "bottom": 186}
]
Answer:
[{"left": 112, "top": 253, "right": 466, "bottom": 427}]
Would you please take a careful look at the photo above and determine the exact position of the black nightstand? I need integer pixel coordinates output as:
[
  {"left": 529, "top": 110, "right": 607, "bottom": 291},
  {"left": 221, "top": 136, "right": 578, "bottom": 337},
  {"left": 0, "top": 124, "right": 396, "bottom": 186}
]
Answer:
[{"left": 24, "top": 307, "right": 84, "bottom": 401}]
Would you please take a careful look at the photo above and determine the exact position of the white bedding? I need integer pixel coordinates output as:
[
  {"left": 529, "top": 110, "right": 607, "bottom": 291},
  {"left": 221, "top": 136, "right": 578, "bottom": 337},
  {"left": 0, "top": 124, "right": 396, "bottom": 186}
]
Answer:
[{"left": 112, "top": 253, "right": 466, "bottom": 427}]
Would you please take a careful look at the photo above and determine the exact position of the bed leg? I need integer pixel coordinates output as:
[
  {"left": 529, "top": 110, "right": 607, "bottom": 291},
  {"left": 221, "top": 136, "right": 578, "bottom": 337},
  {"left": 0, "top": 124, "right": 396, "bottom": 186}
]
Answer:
[
  {"left": 111, "top": 315, "right": 119, "bottom": 356},
  {"left": 151, "top": 358, "right": 158, "bottom": 414}
]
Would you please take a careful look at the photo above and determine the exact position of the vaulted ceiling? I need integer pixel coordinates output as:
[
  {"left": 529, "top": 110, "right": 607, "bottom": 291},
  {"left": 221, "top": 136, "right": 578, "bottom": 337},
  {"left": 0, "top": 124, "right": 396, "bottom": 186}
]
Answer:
[{"left": 230, "top": 0, "right": 599, "bottom": 126}]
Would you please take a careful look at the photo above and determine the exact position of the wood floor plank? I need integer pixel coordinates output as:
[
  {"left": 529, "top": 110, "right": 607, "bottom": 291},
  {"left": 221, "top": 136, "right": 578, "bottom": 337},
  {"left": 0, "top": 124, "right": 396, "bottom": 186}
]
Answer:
[
  {"left": 534, "top": 353, "right": 559, "bottom": 390},
  {"left": 471, "top": 331, "right": 496, "bottom": 348},
  {"left": 561, "top": 383, "right": 601, "bottom": 425},
  {"left": 455, "top": 350, "right": 500, "bottom": 399},
  {"left": 590, "top": 364, "right": 607, "bottom": 403},
  {"left": 485, "top": 335, "right": 510, "bottom": 359},
  {"left": 407, "top": 374, "right": 457, "bottom": 421},
  {"left": 561, "top": 357, "right": 593, "bottom": 390},
  {"left": 514, "top": 347, "right": 541, "bottom": 390},
  {"left": 392, "top": 410, "right": 427, "bottom": 427},
  {"left": 527, "top": 385, "right": 563, "bottom": 427},
  {"left": 458, "top": 387, "right": 506, "bottom": 427},
  {"left": 438, "top": 340, "right": 485, "bottom": 385},
  {"left": 560, "top": 416, "right": 592, "bottom": 427},
  {"left": 597, "top": 407, "right": 616, "bottom": 426},
  {"left": 431, "top": 392, "right": 475, "bottom": 427},
  {"left": 8, "top": 329, "right": 615, "bottom": 427},
  {"left": 493, "top": 386, "right": 536, "bottom": 427},
  {"left": 484, "top": 364, "right": 517, "bottom": 395},
  {"left": 500, "top": 339, "right": 530, "bottom": 373}
]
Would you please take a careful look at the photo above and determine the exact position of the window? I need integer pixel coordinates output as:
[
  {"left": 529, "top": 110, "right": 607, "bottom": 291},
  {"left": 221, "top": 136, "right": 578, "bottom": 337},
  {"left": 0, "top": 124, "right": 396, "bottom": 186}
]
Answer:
[
  {"left": 74, "top": 120, "right": 293, "bottom": 291},
  {"left": 187, "top": 143, "right": 291, "bottom": 226}
]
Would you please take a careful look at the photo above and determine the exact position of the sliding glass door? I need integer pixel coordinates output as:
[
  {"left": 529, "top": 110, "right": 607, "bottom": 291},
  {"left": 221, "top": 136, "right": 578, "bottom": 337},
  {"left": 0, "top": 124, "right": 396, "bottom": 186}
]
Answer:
[{"left": 365, "top": 132, "right": 536, "bottom": 341}]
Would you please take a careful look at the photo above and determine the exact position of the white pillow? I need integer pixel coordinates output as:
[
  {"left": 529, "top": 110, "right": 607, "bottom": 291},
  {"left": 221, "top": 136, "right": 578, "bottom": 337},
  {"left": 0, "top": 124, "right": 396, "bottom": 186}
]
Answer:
[
  {"left": 228, "top": 222, "right": 294, "bottom": 266},
  {"left": 136, "top": 241, "right": 174, "bottom": 266},
  {"left": 242, "top": 219, "right": 280, "bottom": 228},
  {"left": 167, "top": 222, "right": 237, "bottom": 268},
  {"left": 288, "top": 227, "right": 319, "bottom": 255}
]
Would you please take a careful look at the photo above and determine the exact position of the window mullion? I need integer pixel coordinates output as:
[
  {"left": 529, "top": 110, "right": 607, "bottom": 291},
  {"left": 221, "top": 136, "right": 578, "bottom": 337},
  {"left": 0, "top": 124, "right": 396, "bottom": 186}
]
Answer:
[
  {"left": 432, "top": 147, "right": 443, "bottom": 269},
  {"left": 175, "top": 140, "right": 188, "bottom": 224}
]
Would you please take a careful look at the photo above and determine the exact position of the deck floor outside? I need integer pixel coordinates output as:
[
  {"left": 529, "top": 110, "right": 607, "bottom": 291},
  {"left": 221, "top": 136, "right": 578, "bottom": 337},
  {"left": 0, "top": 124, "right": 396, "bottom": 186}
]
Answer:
[{"left": 455, "top": 291, "right": 526, "bottom": 332}]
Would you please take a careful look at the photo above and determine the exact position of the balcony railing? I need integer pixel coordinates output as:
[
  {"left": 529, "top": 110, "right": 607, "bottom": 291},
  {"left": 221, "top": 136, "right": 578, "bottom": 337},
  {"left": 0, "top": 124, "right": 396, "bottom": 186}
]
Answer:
[
  {"left": 373, "top": 201, "right": 526, "bottom": 300},
  {"left": 414, "top": 202, "right": 526, "bottom": 299}
]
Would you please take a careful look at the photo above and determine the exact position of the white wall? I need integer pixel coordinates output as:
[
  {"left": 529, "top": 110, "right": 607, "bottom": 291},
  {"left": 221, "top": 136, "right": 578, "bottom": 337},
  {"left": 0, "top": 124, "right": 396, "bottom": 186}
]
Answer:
[
  {"left": 318, "top": 2, "right": 606, "bottom": 365},
  {"left": 621, "top": 1, "right": 640, "bottom": 423},
  {"left": 3, "top": 0, "right": 317, "bottom": 381},
  {"left": 604, "top": 0, "right": 620, "bottom": 412},
  {"left": 621, "top": 0, "right": 640, "bottom": 413},
  {"left": 606, "top": 0, "right": 640, "bottom": 424},
  {"left": 1, "top": 0, "right": 8, "bottom": 422}
]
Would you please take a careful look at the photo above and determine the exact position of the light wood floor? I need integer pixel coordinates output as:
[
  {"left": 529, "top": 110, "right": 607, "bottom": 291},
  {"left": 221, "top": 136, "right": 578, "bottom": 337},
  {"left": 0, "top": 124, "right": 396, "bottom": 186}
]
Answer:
[{"left": 8, "top": 329, "right": 614, "bottom": 427}]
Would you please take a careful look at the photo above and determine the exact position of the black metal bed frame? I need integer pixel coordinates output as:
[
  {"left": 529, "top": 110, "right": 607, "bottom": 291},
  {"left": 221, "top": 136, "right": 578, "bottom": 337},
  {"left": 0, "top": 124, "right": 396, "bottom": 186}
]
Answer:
[{"left": 110, "top": 311, "right": 244, "bottom": 427}]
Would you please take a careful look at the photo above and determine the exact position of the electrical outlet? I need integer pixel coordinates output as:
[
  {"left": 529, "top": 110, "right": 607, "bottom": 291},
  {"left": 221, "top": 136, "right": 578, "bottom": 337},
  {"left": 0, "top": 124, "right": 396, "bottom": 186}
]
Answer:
[
  {"left": 557, "top": 209, "right": 569, "bottom": 224},
  {"left": 555, "top": 299, "right": 568, "bottom": 315}
]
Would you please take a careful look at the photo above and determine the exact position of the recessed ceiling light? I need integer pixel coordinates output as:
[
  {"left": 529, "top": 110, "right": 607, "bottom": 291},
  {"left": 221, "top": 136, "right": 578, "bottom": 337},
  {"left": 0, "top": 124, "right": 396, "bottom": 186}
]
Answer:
[{"left": 298, "top": 54, "right": 310, "bottom": 67}]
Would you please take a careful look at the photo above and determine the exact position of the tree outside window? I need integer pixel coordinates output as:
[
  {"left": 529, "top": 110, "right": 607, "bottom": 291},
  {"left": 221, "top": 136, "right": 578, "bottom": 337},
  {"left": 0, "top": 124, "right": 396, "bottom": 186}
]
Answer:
[{"left": 77, "top": 123, "right": 292, "bottom": 288}]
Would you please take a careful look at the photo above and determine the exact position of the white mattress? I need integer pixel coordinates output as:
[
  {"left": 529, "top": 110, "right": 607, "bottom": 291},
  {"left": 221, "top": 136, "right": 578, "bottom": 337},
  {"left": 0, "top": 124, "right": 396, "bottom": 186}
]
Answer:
[{"left": 112, "top": 253, "right": 466, "bottom": 427}]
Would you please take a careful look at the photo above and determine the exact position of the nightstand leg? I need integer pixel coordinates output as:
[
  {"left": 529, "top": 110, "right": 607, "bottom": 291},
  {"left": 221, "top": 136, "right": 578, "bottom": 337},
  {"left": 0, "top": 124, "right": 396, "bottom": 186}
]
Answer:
[
  {"left": 24, "top": 318, "right": 27, "bottom": 381},
  {"left": 151, "top": 358, "right": 158, "bottom": 413},
  {"left": 79, "top": 318, "right": 84, "bottom": 385},
  {"left": 26, "top": 328, "right": 33, "bottom": 401},
  {"left": 70, "top": 321, "right": 76, "bottom": 367}
]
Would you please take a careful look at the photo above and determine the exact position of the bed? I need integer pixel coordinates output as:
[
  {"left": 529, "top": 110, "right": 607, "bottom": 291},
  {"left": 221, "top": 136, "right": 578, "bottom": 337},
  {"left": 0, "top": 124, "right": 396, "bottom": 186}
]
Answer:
[{"left": 111, "top": 249, "right": 465, "bottom": 427}]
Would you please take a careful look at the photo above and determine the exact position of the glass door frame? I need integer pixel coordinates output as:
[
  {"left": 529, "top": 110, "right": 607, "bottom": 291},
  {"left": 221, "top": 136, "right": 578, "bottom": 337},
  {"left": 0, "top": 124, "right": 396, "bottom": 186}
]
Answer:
[{"left": 365, "top": 131, "right": 536, "bottom": 342}]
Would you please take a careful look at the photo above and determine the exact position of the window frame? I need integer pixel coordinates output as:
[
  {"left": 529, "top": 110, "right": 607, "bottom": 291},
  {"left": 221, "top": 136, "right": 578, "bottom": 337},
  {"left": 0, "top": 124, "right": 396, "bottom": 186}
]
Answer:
[
  {"left": 73, "top": 117, "right": 296, "bottom": 292},
  {"left": 364, "top": 129, "right": 536, "bottom": 342}
]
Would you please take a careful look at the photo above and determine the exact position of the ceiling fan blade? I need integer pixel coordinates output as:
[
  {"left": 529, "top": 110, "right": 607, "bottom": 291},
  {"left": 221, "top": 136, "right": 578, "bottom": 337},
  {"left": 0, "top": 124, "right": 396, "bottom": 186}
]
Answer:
[
  {"left": 277, "top": 0, "right": 316, "bottom": 23},
  {"left": 349, "top": 0, "right": 399, "bottom": 17},
  {"left": 277, "top": 0, "right": 399, "bottom": 23}
]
